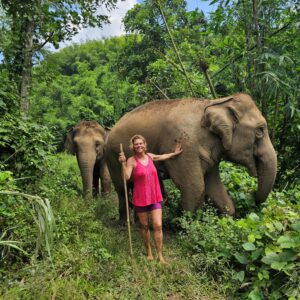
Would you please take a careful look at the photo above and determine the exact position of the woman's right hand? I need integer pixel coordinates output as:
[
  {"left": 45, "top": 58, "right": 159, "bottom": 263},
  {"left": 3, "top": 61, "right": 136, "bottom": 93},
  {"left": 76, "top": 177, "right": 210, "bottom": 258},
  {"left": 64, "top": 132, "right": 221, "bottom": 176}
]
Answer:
[{"left": 119, "top": 152, "right": 126, "bottom": 164}]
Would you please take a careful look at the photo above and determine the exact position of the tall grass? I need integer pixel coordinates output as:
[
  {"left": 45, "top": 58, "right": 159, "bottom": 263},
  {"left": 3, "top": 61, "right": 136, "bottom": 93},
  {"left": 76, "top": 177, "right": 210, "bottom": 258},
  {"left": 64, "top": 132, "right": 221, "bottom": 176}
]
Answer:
[
  {"left": 0, "top": 191, "right": 55, "bottom": 260},
  {"left": 0, "top": 153, "right": 230, "bottom": 299}
]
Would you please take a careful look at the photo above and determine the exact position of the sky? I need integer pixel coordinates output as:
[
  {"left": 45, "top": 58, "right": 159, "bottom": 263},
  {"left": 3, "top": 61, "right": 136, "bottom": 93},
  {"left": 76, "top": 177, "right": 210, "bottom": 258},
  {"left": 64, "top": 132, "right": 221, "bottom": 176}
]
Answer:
[
  {"left": 0, "top": 0, "right": 216, "bottom": 61},
  {"left": 63, "top": 0, "right": 216, "bottom": 47}
]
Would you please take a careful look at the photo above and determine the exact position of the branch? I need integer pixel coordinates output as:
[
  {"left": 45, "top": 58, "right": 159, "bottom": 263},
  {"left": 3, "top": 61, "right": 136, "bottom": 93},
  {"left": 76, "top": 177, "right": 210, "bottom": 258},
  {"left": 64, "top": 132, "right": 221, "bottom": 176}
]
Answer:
[
  {"left": 146, "top": 78, "right": 170, "bottom": 99},
  {"left": 34, "top": 32, "right": 54, "bottom": 51},
  {"left": 151, "top": 48, "right": 199, "bottom": 89}
]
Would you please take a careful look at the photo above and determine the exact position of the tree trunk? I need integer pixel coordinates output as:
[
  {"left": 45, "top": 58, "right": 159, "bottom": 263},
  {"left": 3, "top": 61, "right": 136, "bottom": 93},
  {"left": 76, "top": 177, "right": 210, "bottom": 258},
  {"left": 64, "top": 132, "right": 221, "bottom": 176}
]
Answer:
[
  {"left": 252, "top": 0, "right": 268, "bottom": 120},
  {"left": 242, "top": 0, "right": 253, "bottom": 91},
  {"left": 20, "top": 19, "right": 34, "bottom": 119},
  {"left": 270, "top": 91, "right": 279, "bottom": 143}
]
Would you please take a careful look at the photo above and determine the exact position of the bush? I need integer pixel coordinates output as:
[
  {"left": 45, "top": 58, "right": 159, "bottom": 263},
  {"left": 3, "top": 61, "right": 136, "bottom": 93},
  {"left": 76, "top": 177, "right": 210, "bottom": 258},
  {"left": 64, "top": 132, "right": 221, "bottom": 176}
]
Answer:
[
  {"left": 179, "top": 206, "right": 245, "bottom": 288},
  {"left": 0, "top": 114, "right": 55, "bottom": 184},
  {"left": 233, "top": 190, "right": 300, "bottom": 300},
  {"left": 0, "top": 187, "right": 55, "bottom": 266},
  {"left": 34, "top": 153, "right": 82, "bottom": 201},
  {"left": 0, "top": 153, "right": 80, "bottom": 268},
  {"left": 162, "top": 180, "right": 183, "bottom": 230},
  {"left": 178, "top": 187, "right": 300, "bottom": 300},
  {"left": 220, "top": 161, "right": 258, "bottom": 217}
]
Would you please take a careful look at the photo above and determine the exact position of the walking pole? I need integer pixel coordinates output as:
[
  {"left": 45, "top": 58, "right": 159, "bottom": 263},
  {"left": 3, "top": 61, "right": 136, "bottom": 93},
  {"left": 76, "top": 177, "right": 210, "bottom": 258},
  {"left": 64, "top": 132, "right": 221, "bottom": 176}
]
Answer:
[{"left": 120, "top": 144, "right": 133, "bottom": 257}]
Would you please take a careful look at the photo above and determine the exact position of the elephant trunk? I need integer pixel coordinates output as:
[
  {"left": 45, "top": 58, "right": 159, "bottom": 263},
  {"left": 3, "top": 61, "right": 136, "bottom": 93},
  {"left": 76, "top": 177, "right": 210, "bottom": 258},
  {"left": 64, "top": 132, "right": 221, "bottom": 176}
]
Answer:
[
  {"left": 255, "top": 137, "right": 277, "bottom": 204},
  {"left": 77, "top": 152, "right": 96, "bottom": 198}
]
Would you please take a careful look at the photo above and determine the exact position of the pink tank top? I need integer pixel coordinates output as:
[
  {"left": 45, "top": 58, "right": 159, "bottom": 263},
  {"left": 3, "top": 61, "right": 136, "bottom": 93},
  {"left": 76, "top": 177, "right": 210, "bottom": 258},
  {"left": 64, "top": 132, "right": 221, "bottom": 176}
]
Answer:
[{"left": 132, "top": 154, "right": 163, "bottom": 206}]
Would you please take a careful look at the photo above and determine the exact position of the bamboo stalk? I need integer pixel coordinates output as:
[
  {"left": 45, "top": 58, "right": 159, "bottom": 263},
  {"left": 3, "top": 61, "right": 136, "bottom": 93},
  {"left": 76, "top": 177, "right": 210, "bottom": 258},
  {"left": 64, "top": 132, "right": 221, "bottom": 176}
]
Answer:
[
  {"left": 199, "top": 60, "right": 217, "bottom": 99},
  {"left": 120, "top": 144, "right": 133, "bottom": 257},
  {"left": 156, "top": 1, "right": 196, "bottom": 97},
  {"left": 147, "top": 78, "right": 170, "bottom": 99}
]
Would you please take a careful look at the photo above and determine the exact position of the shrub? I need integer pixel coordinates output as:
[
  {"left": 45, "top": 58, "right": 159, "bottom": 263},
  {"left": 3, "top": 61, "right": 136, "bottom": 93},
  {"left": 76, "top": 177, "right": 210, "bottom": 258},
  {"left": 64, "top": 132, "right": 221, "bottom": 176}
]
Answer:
[
  {"left": 162, "top": 180, "right": 183, "bottom": 230},
  {"left": 0, "top": 114, "right": 55, "bottom": 184},
  {"left": 179, "top": 206, "right": 245, "bottom": 287},
  {"left": 178, "top": 187, "right": 300, "bottom": 300},
  {"left": 233, "top": 190, "right": 300, "bottom": 300},
  {"left": 220, "top": 161, "right": 258, "bottom": 217},
  {"left": 34, "top": 153, "right": 82, "bottom": 201},
  {"left": 0, "top": 189, "right": 55, "bottom": 265},
  {"left": 0, "top": 153, "right": 80, "bottom": 268}
]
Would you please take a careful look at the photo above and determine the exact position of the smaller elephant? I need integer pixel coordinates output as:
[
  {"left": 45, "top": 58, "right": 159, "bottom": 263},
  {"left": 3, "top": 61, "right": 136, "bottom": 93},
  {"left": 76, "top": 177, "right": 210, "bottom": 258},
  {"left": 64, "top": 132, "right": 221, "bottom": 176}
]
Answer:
[{"left": 65, "top": 120, "right": 111, "bottom": 197}]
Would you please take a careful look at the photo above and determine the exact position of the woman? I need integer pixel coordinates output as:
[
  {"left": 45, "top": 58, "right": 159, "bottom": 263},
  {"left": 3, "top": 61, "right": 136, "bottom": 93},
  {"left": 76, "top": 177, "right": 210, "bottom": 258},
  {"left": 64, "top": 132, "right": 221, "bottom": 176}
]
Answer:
[{"left": 119, "top": 134, "right": 183, "bottom": 264}]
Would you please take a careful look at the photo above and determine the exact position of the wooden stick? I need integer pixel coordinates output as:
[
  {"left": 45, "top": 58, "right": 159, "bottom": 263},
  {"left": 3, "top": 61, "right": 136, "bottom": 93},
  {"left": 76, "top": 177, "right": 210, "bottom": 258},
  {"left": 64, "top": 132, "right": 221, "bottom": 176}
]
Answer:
[{"left": 120, "top": 144, "right": 133, "bottom": 257}]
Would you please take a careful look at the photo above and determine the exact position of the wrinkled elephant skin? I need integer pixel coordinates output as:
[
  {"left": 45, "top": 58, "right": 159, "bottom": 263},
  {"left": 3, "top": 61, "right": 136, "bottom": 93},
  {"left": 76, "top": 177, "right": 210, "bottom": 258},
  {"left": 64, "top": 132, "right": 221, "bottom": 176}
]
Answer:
[
  {"left": 106, "top": 93, "right": 277, "bottom": 220},
  {"left": 65, "top": 121, "right": 111, "bottom": 198}
]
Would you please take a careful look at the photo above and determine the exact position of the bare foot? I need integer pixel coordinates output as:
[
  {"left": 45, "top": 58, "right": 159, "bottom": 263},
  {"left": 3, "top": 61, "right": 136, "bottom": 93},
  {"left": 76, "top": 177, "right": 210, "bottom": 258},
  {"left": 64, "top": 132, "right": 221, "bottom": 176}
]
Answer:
[
  {"left": 147, "top": 254, "right": 154, "bottom": 261},
  {"left": 158, "top": 255, "right": 169, "bottom": 265}
]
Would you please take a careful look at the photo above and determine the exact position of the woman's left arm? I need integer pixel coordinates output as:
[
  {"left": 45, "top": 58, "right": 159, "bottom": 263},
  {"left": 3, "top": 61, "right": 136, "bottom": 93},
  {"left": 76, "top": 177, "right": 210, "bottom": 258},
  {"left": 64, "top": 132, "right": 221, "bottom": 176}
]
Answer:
[{"left": 151, "top": 143, "right": 183, "bottom": 161}]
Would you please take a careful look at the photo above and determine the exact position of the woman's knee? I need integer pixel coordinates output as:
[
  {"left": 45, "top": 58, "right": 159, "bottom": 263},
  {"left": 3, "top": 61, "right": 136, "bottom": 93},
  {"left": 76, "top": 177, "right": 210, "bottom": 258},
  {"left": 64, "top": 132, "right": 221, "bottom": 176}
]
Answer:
[
  {"left": 140, "top": 223, "right": 150, "bottom": 231},
  {"left": 152, "top": 223, "right": 162, "bottom": 232}
]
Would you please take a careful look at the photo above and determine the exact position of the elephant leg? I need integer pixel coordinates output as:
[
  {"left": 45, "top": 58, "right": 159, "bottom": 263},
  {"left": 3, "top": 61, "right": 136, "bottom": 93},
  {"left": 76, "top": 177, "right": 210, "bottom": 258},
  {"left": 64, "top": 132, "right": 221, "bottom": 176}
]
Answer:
[
  {"left": 181, "top": 183, "right": 205, "bottom": 211},
  {"left": 93, "top": 161, "right": 100, "bottom": 196},
  {"left": 167, "top": 160, "right": 205, "bottom": 211},
  {"left": 205, "top": 165, "right": 235, "bottom": 216},
  {"left": 99, "top": 161, "right": 111, "bottom": 195},
  {"left": 116, "top": 187, "right": 127, "bottom": 222},
  {"left": 157, "top": 167, "right": 168, "bottom": 199}
]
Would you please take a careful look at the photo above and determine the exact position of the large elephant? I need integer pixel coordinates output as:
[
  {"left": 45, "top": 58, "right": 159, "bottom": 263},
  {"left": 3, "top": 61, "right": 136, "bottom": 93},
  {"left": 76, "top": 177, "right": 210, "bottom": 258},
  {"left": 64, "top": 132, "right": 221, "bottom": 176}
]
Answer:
[
  {"left": 65, "top": 120, "right": 111, "bottom": 197},
  {"left": 105, "top": 93, "right": 277, "bottom": 220}
]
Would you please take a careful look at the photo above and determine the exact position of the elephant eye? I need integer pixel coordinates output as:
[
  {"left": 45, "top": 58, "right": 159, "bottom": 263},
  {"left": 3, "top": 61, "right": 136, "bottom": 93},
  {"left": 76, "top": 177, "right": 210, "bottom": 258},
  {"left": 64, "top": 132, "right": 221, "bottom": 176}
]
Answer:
[
  {"left": 255, "top": 126, "right": 265, "bottom": 139},
  {"left": 95, "top": 141, "right": 103, "bottom": 150}
]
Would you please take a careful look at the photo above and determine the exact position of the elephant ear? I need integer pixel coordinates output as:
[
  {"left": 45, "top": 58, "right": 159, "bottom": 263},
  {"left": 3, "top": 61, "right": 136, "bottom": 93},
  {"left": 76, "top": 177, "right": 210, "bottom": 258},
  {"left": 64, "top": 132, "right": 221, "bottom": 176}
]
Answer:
[
  {"left": 202, "top": 97, "right": 240, "bottom": 151},
  {"left": 64, "top": 127, "right": 76, "bottom": 155}
]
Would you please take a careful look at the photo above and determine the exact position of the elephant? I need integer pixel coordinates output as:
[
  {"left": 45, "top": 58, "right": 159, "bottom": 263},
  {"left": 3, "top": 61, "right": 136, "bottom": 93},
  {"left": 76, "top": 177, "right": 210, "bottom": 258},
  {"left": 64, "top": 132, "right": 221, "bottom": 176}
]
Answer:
[
  {"left": 65, "top": 120, "right": 111, "bottom": 197},
  {"left": 105, "top": 93, "right": 277, "bottom": 220}
]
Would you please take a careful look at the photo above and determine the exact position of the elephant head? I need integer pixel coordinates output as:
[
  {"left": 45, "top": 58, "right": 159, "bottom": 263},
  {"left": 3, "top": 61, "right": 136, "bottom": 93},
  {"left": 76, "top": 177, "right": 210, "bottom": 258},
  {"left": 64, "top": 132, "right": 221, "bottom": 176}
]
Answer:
[
  {"left": 65, "top": 121, "right": 111, "bottom": 198},
  {"left": 202, "top": 93, "right": 277, "bottom": 204}
]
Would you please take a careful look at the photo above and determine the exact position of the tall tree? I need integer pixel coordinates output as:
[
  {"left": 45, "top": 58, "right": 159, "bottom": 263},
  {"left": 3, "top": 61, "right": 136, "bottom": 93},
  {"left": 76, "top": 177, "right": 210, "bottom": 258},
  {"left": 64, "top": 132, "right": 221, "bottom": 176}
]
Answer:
[
  {"left": 0, "top": 0, "right": 118, "bottom": 118},
  {"left": 120, "top": 0, "right": 208, "bottom": 99}
]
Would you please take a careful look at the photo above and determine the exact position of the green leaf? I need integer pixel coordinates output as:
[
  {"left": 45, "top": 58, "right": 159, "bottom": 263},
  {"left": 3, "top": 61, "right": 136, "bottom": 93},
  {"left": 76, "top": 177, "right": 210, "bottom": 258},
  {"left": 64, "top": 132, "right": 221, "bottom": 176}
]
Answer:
[
  {"left": 266, "top": 222, "right": 275, "bottom": 232},
  {"left": 249, "top": 287, "right": 262, "bottom": 300},
  {"left": 274, "top": 221, "right": 283, "bottom": 232},
  {"left": 251, "top": 248, "right": 263, "bottom": 260},
  {"left": 248, "top": 213, "right": 260, "bottom": 222},
  {"left": 248, "top": 234, "right": 256, "bottom": 243},
  {"left": 258, "top": 269, "right": 269, "bottom": 280},
  {"left": 243, "top": 242, "right": 256, "bottom": 251},
  {"left": 261, "top": 251, "right": 297, "bottom": 265},
  {"left": 291, "top": 222, "right": 300, "bottom": 232},
  {"left": 270, "top": 261, "right": 287, "bottom": 270},
  {"left": 234, "top": 253, "right": 249, "bottom": 264},
  {"left": 261, "top": 252, "right": 280, "bottom": 264},
  {"left": 277, "top": 233, "right": 300, "bottom": 249},
  {"left": 233, "top": 270, "right": 245, "bottom": 282}
]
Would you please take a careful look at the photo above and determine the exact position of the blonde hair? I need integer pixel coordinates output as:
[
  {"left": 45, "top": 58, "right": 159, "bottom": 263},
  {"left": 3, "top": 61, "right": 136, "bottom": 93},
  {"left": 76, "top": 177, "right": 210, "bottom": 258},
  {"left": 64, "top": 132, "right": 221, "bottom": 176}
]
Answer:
[{"left": 129, "top": 134, "right": 147, "bottom": 152}]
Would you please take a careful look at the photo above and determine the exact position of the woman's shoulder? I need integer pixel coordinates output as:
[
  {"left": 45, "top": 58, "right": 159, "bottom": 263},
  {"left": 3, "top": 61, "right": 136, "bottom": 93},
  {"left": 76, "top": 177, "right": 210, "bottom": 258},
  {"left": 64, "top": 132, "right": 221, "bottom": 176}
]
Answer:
[
  {"left": 127, "top": 156, "right": 136, "bottom": 165},
  {"left": 147, "top": 153, "right": 155, "bottom": 160}
]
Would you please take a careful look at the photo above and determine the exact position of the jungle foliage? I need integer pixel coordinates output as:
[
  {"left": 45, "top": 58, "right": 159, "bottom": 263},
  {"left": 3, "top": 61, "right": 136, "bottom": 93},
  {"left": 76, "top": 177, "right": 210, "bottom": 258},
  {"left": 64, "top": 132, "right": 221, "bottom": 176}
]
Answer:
[{"left": 0, "top": 0, "right": 299, "bottom": 299}]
